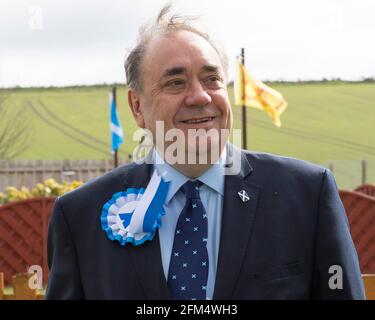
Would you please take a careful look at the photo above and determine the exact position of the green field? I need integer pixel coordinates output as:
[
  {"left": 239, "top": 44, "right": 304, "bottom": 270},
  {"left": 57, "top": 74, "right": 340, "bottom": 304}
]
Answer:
[{"left": 1, "top": 82, "right": 374, "bottom": 189}]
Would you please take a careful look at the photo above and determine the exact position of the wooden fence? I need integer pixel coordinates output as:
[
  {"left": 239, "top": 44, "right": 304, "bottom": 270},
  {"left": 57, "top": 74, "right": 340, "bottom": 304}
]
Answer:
[
  {"left": 355, "top": 184, "right": 375, "bottom": 197},
  {"left": 0, "top": 197, "right": 55, "bottom": 286},
  {"left": 363, "top": 275, "right": 375, "bottom": 300},
  {"left": 1, "top": 272, "right": 374, "bottom": 300},
  {"left": 1, "top": 159, "right": 371, "bottom": 193},
  {"left": 0, "top": 272, "right": 44, "bottom": 300},
  {"left": 327, "top": 159, "right": 369, "bottom": 186},
  {"left": 0, "top": 159, "right": 128, "bottom": 192},
  {"left": 339, "top": 190, "right": 375, "bottom": 274},
  {"left": 0, "top": 178, "right": 374, "bottom": 298}
]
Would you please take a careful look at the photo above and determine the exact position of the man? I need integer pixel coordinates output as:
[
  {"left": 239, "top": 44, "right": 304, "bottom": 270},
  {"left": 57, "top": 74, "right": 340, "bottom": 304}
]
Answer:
[{"left": 46, "top": 6, "right": 365, "bottom": 299}]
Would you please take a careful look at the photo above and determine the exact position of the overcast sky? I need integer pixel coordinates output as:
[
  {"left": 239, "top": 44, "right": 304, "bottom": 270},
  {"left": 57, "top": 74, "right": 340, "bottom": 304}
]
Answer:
[{"left": 0, "top": 0, "right": 374, "bottom": 87}]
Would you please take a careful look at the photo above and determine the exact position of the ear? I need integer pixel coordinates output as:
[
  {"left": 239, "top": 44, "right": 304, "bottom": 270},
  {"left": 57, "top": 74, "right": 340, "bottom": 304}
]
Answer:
[{"left": 128, "top": 89, "right": 145, "bottom": 128}]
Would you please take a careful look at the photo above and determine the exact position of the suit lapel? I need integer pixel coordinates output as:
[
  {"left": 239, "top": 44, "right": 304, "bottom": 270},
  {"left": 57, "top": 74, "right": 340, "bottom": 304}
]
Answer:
[
  {"left": 124, "top": 159, "right": 171, "bottom": 299},
  {"left": 128, "top": 232, "right": 171, "bottom": 299},
  {"left": 213, "top": 149, "right": 260, "bottom": 299}
]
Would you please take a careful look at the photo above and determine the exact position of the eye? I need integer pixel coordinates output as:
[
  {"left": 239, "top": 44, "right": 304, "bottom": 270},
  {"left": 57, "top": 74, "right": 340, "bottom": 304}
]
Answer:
[
  {"left": 165, "top": 79, "right": 185, "bottom": 87},
  {"left": 204, "top": 75, "right": 223, "bottom": 88},
  {"left": 211, "top": 77, "right": 221, "bottom": 84},
  {"left": 208, "top": 75, "right": 221, "bottom": 82}
]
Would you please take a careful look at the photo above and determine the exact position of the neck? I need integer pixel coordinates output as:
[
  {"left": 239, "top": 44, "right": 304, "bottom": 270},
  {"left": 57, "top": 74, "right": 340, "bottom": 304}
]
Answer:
[
  {"left": 155, "top": 145, "right": 226, "bottom": 179},
  {"left": 172, "top": 162, "right": 213, "bottom": 179}
]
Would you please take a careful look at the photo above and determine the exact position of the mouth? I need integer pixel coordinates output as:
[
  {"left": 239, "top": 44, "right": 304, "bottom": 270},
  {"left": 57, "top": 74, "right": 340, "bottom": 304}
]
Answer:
[{"left": 180, "top": 116, "right": 215, "bottom": 124}]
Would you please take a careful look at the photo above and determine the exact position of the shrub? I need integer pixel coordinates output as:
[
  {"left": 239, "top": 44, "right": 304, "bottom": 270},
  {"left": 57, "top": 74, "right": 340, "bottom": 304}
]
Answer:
[{"left": 0, "top": 179, "right": 83, "bottom": 205}]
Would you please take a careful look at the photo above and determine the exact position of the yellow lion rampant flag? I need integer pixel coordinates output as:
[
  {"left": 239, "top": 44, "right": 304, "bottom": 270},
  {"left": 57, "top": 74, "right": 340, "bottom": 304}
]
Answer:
[{"left": 234, "top": 58, "right": 288, "bottom": 127}]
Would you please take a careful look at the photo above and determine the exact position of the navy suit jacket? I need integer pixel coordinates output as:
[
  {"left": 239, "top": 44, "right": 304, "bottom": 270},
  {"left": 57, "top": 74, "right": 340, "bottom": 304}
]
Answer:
[{"left": 46, "top": 148, "right": 365, "bottom": 299}]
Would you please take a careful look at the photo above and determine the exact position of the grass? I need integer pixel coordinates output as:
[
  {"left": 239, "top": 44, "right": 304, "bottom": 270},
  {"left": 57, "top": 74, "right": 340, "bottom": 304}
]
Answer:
[{"left": 1, "top": 82, "right": 374, "bottom": 189}]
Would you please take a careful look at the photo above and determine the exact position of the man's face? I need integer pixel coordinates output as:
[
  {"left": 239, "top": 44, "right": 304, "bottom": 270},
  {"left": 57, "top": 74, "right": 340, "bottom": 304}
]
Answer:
[{"left": 129, "top": 30, "right": 233, "bottom": 162}]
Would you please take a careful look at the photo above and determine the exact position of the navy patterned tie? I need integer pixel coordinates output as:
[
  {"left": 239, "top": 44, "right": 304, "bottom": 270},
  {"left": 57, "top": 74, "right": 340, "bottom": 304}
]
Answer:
[{"left": 167, "top": 180, "right": 209, "bottom": 300}]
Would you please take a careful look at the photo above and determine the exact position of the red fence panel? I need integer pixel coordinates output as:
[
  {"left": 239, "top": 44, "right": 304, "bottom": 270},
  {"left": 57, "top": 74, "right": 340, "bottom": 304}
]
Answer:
[
  {"left": 339, "top": 190, "right": 375, "bottom": 274},
  {"left": 1, "top": 190, "right": 374, "bottom": 285},
  {"left": 0, "top": 197, "right": 55, "bottom": 286},
  {"left": 354, "top": 184, "right": 375, "bottom": 197}
]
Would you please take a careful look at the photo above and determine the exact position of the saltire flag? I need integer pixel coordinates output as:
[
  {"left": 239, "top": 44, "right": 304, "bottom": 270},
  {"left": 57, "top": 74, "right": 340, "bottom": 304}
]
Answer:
[
  {"left": 109, "top": 91, "right": 124, "bottom": 153},
  {"left": 234, "top": 58, "right": 287, "bottom": 127}
]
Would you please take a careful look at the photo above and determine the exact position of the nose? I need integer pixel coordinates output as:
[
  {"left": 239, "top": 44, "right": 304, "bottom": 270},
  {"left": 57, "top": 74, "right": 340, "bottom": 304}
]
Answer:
[{"left": 184, "top": 80, "right": 212, "bottom": 107}]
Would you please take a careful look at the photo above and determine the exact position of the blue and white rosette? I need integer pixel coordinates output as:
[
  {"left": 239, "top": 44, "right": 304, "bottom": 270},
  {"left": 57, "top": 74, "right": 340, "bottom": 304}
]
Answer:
[{"left": 101, "top": 170, "right": 170, "bottom": 246}]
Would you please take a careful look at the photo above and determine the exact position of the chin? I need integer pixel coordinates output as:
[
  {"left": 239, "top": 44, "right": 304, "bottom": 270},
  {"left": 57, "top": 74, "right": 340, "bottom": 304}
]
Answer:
[{"left": 185, "top": 135, "right": 222, "bottom": 165}]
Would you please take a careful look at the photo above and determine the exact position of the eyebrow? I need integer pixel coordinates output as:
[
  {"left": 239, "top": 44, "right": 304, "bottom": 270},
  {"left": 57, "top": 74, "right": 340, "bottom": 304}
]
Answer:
[
  {"left": 161, "top": 67, "right": 187, "bottom": 78},
  {"left": 161, "top": 65, "right": 221, "bottom": 78},
  {"left": 202, "top": 65, "right": 220, "bottom": 73}
]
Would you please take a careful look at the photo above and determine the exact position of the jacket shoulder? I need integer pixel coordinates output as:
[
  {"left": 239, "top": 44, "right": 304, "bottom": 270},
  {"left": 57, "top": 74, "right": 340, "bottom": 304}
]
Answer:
[
  {"left": 241, "top": 150, "right": 331, "bottom": 191},
  {"left": 244, "top": 150, "right": 327, "bottom": 176}
]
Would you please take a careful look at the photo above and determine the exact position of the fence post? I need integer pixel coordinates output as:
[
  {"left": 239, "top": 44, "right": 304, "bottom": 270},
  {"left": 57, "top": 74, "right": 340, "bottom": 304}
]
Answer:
[
  {"left": 0, "top": 272, "right": 4, "bottom": 300},
  {"left": 361, "top": 160, "right": 367, "bottom": 186},
  {"left": 32, "top": 159, "right": 37, "bottom": 188},
  {"left": 77, "top": 160, "right": 82, "bottom": 181},
  {"left": 328, "top": 162, "right": 334, "bottom": 173},
  {"left": 12, "top": 273, "right": 37, "bottom": 300},
  {"left": 363, "top": 274, "right": 375, "bottom": 300}
]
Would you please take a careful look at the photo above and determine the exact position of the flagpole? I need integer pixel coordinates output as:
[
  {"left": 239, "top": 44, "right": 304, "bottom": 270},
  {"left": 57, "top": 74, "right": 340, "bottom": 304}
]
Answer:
[
  {"left": 112, "top": 86, "right": 119, "bottom": 168},
  {"left": 241, "top": 48, "right": 247, "bottom": 150}
]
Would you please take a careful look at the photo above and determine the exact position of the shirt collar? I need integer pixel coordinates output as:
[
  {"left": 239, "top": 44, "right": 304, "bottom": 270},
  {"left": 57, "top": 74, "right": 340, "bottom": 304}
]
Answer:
[{"left": 153, "top": 147, "right": 226, "bottom": 204}]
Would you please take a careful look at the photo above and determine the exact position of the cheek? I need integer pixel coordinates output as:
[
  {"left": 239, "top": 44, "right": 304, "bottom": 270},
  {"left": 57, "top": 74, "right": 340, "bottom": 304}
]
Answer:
[
  {"left": 156, "top": 98, "right": 182, "bottom": 124},
  {"left": 142, "top": 102, "right": 178, "bottom": 135},
  {"left": 152, "top": 109, "right": 175, "bottom": 129},
  {"left": 213, "top": 95, "right": 232, "bottom": 119}
]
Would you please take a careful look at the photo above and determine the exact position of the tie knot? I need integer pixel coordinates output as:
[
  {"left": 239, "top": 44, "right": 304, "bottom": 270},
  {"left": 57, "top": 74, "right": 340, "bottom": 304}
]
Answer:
[{"left": 181, "top": 180, "right": 202, "bottom": 200}]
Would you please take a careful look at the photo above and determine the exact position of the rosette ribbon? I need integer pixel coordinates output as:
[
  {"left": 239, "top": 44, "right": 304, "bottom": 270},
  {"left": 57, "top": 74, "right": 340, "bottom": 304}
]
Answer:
[{"left": 101, "top": 170, "right": 170, "bottom": 246}]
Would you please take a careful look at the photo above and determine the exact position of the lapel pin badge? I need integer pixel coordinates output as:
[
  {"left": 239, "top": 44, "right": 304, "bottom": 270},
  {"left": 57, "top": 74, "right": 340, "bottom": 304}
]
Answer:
[{"left": 238, "top": 190, "right": 250, "bottom": 202}]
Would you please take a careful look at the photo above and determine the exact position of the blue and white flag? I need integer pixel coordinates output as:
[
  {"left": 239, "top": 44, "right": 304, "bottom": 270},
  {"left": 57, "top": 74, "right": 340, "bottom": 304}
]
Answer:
[
  {"left": 109, "top": 91, "right": 124, "bottom": 153},
  {"left": 101, "top": 170, "right": 170, "bottom": 246}
]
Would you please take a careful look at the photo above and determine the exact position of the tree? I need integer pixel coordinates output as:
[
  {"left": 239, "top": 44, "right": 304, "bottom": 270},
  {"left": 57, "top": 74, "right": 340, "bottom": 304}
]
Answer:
[{"left": 0, "top": 94, "right": 34, "bottom": 159}]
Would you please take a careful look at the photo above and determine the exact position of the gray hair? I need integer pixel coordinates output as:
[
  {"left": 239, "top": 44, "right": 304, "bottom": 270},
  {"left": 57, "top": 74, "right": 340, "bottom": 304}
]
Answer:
[{"left": 124, "top": 4, "right": 228, "bottom": 92}]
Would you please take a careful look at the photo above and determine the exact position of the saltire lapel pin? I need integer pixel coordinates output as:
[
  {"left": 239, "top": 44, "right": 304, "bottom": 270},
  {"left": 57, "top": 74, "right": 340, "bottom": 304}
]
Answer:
[{"left": 238, "top": 190, "right": 250, "bottom": 202}]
